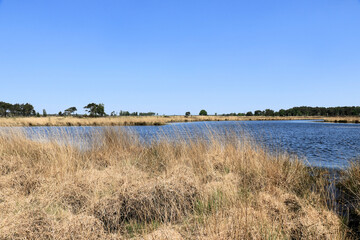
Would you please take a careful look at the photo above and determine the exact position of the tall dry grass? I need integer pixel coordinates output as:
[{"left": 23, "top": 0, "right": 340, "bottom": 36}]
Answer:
[
  {"left": 323, "top": 117, "right": 360, "bottom": 124},
  {"left": 338, "top": 160, "right": 360, "bottom": 237},
  {"left": 0, "top": 127, "right": 350, "bottom": 239},
  {"left": 0, "top": 115, "right": 322, "bottom": 127}
]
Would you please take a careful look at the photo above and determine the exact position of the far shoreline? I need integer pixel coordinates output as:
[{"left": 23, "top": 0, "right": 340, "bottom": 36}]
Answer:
[{"left": 0, "top": 115, "right": 358, "bottom": 127}]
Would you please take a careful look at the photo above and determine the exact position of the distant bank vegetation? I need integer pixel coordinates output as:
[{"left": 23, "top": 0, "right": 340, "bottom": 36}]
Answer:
[
  {"left": 1, "top": 101, "right": 359, "bottom": 118},
  {"left": 226, "top": 106, "right": 360, "bottom": 117},
  {"left": 0, "top": 101, "right": 359, "bottom": 126}
]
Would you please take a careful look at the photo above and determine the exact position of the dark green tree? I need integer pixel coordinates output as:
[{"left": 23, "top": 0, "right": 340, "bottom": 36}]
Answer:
[
  {"left": 185, "top": 111, "right": 191, "bottom": 117},
  {"left": 254, "top": 110, "right": 263, "bottom": 116},
  {"left": 278, "top": 109, "right": 286, "bottom": 116},
  {"left": 84, "top": 103, "right": 97, "bottom": 116},
  {"left": 199, "top": 109, "right": 207, "bottom": 116},
  {"left": 64, "top": 107, "right": 77, "bottom": 116},
  {"left": 96, "top": 104, "right": 105, "bottom": 117},
  {"left": 264, "top": 109, "right": 275, "bottom": 116},
  {"left": 84, "top": 103, "right": 105, "bottom": 117}
]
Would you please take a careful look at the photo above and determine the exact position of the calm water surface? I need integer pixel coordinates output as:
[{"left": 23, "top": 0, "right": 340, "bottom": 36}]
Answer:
[{"left": 13, "top": 120, "right": 360, "bottom": 169}]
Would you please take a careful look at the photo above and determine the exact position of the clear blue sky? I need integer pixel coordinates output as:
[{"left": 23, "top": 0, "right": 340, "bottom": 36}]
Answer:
[{"left": 0, "top": 0, "right": 359, "bottom": 115}]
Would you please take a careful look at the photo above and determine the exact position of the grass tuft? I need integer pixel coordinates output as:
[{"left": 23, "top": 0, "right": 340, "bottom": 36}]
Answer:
[{"left": 0, "top": 127, "right": 351, "bottom": 239}]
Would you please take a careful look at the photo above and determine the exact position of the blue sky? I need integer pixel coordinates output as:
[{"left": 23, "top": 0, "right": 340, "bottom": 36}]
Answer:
[{"left": 0, "top": 0, "right": 359, "bottom": 115}]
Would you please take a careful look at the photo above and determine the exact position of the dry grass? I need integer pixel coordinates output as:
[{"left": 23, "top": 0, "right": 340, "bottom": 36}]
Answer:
[
  {"left": 338, "top": 160, "right": 360, "bottom": 237},
  {"left": 0, "top": 115, "right": 323, "bottom": 127},
  {"left": 323, "top": 117, "right": 360, "bottom": 124},
  {"left": 0, "top": 127, "right": 350, "bottom": 239}
]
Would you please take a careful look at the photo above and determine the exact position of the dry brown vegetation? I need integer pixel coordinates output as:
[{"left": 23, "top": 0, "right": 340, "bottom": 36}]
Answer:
[
  {"left": 338, "top": 160, "right": 360, "bottom": 237},
  {"left": 0, "top": 127, "right": 351, "bottom": 239},
  {"left": 0, "top": 115, "right": 322, "bottom": 127},
  {"left": 323, "top": 117, "right": 360, "bottom": 124}
]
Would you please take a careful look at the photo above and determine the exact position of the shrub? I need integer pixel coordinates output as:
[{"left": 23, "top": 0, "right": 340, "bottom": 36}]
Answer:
[{"left": 199, "top": 109, "right": 207, "bottom": 116}]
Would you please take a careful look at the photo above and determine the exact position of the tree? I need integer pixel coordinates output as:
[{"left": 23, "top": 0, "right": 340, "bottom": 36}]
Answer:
[
  {"left": 84, "top": 103, "right": 97, "bottom": 116},
  {"left": 43, "top": 109, "right": 47, "bottom": 117},
  {"left": 23, "top": 103, "right": 35, "bottom": 116},
  {"left": 139, "top": 112, "right": 156, "bottom": 116},
  {"left": 96, "top": 104, "right": 105, "bottom": 117},
  {"left": 264, "top": 109, "right": 275, "bottom": 116},
  {"left": 246, "top": 111, "right": 253, "bottom": 116},
  {"left": 278, "top": 109, "right": 286, "bottom": 116},
  {"left": 199, "top": 109, "right": 207, "bottom": 116},
  {"left": 185, "top": 111, "right": 191, "bottom": 117},
  {"left": 64, "top": 107, "right": 77, "bottom": 116},
  {"left": 84, "top": 103, "right": 105, "bottom": 117},
  {"left": 119, "top": 110, "right": 130, "bottom": 116},
  {"left": 0, "top": 102, "right": 12, "bottom": 117}
]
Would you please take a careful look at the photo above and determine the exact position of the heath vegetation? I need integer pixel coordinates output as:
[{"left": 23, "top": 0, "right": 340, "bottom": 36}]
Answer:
[
  {"left": 0, "top": 115, "right": 323, "bottom": 127},
  {"left": 0, "top": 127, "right": 354, "bottom": 239}
]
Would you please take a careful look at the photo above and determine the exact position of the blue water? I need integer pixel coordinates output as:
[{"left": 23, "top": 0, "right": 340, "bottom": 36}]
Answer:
[{"left": 9, "top": 120, "right": 360, "bottom": 169}]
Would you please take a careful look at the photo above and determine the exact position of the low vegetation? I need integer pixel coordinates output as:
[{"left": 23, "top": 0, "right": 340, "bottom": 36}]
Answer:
[
  {"left": 0, "top": 127, "right": 354, "bottom": 239},
  {"left": 323, "top": 117, "right": 360, "bottom": 124},
  {"left": 0, "top": 115, "right": 322, "bottom": 127},
  {"left": 338, "top": 160, "right": 360, "bottom": 237}
]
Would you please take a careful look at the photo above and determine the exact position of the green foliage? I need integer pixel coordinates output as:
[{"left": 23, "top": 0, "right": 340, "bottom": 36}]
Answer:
[
  {"left": 119, "top": 110, "right": 138, "bottom": 116},
  {"left": 195, "top": 190, "right": 224, "bottom": 215},
  {"left": 279, "top": 109, "right": 286, "bottom": 116},
  {"left": 264, "top": 109, "right": 275, "bottom": 116},
  {"left": 0, "top": 101, "right": 35, "bottom": 117},
  {"left": 64, "top": 107, "right": 77, "bottom": 116},
  {"left": 139, "top": 112, "right": 156, "bottom": 116},
  {"left": 42, "top": 109, "right": 47, "bottom": 117},
  {"left": 84, "top": 103, "right": 105, "bottom": 117},
  {"left": 241, "top": 106, "right": 360, "bottom": 117},
  {"left": 254, "top": 110, "right": 263, "bottom": 116},
  {"left": 199, "top": 109, "right": 207, "bottom": 116},
  {"left": 185, "top": 111, "right": 191, "bottom": 117}
]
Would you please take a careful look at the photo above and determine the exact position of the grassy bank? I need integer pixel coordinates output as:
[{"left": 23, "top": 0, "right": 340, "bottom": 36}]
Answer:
[
  {"left": 338, "top": 160, "right": 360, "bottom": 237},
  {"left": 0, "top": 115, "right": 322, "bottom": 127},
  {"left": 323, "top": 117, "right": 360, "bottom": 124},
  {"left": 0, "top": 128, "right": 353, "bottom": 239}
]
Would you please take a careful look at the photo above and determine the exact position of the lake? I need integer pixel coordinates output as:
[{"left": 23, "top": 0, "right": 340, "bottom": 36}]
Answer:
[{"left": 8, "top": 120, "right": 360, "bottom": 169}]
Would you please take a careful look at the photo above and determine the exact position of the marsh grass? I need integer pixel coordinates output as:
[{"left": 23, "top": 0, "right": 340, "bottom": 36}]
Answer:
[
  {"left": 0, "top": 115, "right": 322, "bottom": 127},
  {"left": 324, "top": 117, "right": 360, "bottom": 124},
  {"left": 337, "top": 159, "right": 360, "bottom": 237},
  {"left": 0, "top": 127, "right": 350, "bottom": 239}
]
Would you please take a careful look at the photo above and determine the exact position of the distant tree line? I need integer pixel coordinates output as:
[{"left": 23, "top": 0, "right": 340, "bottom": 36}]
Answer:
[
  {"left": 215, "top": 106, "right": 360, "bottom": 117},
  {"left": 221, "top": 106, "right": 360, "bottom": 117},
  {"left": 2, "top": 101, "right": 359, "bottom": 118},
  {"left": 250, "top": 106, "right": 360, "bottom": 117},
  {"left": 220, "top": 112, "right": 245, "bottom": 116},
  {"left": 118, "top": 111, "right": 156, "bottom": 116},
  {"left": 0, "top": 101, "right": 35, "bottom": 117}
]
